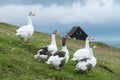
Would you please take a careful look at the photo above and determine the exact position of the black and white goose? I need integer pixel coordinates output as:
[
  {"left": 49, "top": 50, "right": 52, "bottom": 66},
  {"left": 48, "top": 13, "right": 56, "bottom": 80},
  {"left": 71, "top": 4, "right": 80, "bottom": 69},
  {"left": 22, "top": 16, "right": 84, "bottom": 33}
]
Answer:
[
  {"left": 75, "top": 45, "right": 97, "bottom": 75},
  {"left": 34, "top": 30, "right": 59, "bottom": 62},
  {"left": 46, "top": 35, "right": 70, "bottom": 70}
]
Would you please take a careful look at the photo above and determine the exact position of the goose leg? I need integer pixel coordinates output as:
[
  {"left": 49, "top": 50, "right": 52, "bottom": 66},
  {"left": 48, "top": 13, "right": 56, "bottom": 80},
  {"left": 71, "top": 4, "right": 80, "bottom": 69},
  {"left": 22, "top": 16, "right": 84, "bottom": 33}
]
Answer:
[{"left": 86, "top": 70, "right": 91, "bottom": 76}]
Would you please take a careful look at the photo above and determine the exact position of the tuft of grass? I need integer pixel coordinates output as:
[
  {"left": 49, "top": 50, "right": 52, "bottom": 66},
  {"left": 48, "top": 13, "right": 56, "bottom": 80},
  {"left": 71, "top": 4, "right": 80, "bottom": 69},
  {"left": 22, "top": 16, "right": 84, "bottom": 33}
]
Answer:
[{"left": 0, "top": 22, "right": 120, "bottom": 80}]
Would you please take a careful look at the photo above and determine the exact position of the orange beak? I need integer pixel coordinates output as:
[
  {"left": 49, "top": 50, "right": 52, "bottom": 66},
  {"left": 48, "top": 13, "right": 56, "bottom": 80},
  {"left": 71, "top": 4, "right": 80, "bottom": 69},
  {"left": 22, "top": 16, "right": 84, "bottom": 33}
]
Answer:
[
  {"left": 67, "top": 36, "right": 71, "bottom": 39},
  {"left": 32, "top": 13, "right": 35, "bottom": 16},
  {"left": 92, "top": 38, "right": 95, "bottom": 40}
]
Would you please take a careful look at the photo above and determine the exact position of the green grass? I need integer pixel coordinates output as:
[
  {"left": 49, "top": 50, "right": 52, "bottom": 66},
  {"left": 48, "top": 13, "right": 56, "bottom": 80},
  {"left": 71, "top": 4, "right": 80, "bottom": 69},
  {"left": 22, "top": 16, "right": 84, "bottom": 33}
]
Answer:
[{"left": 0, "top": 22, "right": 120, "bottom": 80}]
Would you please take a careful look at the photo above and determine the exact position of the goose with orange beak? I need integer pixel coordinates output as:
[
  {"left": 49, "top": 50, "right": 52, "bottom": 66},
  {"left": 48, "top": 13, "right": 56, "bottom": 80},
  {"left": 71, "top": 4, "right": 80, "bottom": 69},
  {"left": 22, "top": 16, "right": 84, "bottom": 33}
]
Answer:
[{"left": 16, "top": 12, "right": 35, "bottom": 42}]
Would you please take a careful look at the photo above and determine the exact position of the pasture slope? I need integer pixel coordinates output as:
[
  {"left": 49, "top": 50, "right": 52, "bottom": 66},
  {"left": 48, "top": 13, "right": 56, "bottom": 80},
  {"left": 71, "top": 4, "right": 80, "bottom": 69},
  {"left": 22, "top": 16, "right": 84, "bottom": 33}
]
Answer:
[{"left": 0, "top": 22, "right": 120, "bottom": 80}]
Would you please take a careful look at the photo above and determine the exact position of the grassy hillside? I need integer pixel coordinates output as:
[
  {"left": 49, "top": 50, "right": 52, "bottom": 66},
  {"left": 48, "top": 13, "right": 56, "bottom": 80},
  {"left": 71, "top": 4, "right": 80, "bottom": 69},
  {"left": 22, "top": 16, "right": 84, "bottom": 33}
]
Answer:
[{"left": 0, "top": 22, "right": 120, "bottom": 80}]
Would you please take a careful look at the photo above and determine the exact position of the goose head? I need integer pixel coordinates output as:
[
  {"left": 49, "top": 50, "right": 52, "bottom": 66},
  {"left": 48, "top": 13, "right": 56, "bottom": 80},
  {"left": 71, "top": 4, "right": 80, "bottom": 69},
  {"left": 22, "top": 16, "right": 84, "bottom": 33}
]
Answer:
[
  {"left": 63, "top": 35, "right": 71, "bottom": 39},
  {"left": 52, "top": 30, "right": 60, "bottom": 35},
  {"left": 29, "top": 12, "right": 35, "bottom": 16},
  {"left": 87, "top": 36, "right": 95, "bottom": 41},
  {"left": 90, "top": 45, "right": 96, "bottom": 49}
]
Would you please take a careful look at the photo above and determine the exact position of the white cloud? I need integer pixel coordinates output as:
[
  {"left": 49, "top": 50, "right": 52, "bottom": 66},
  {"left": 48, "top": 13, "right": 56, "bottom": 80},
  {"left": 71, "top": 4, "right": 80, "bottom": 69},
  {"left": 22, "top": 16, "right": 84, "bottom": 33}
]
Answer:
[{"left": 0, "top": 0, "right": 119, "bottom": 27}]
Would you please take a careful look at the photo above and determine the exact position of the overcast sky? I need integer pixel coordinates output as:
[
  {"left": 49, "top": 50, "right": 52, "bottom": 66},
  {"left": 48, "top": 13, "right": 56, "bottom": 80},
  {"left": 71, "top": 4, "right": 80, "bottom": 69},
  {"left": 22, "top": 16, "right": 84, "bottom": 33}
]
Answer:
[{"left": 0, "top": 0, "right": 120, "bottom": 47}]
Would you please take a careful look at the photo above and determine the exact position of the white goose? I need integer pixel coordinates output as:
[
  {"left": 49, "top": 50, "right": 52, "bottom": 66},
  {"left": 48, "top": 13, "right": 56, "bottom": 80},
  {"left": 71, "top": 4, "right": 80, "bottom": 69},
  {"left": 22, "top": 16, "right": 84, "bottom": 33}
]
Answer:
[
  {"left": 34, "top": 30, "right": 59, "bottom": 61},
  {"left": 46, "top": 35, "right": 70, "bottom": 70},
  {"left": 16, "top": 12, "right": 35, "bottom": 42},
  {"left": 71, "top": 36, "right": 94, "bottom": 61},
  {"left": 75, "top": 45, "right": 97, "bottom": 75}
]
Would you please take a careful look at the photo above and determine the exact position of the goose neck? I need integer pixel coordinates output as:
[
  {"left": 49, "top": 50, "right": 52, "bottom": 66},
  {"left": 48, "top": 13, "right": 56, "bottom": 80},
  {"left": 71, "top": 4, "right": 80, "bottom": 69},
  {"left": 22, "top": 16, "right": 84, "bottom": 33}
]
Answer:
[
  {"left": 50, "top": 34, "right": 57, "bottom": 46},
  {"left": 89, "top": 48, "right": 94, "bottom": 57},
  {"left": 85, "top": 39, "right": 90, "bottom": 49},
  {"left": 62, "top": 37, "right": 67, "bottom": 46},
  {"left": 27, "top": 16, "right": 33, "bottom": 26}
]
